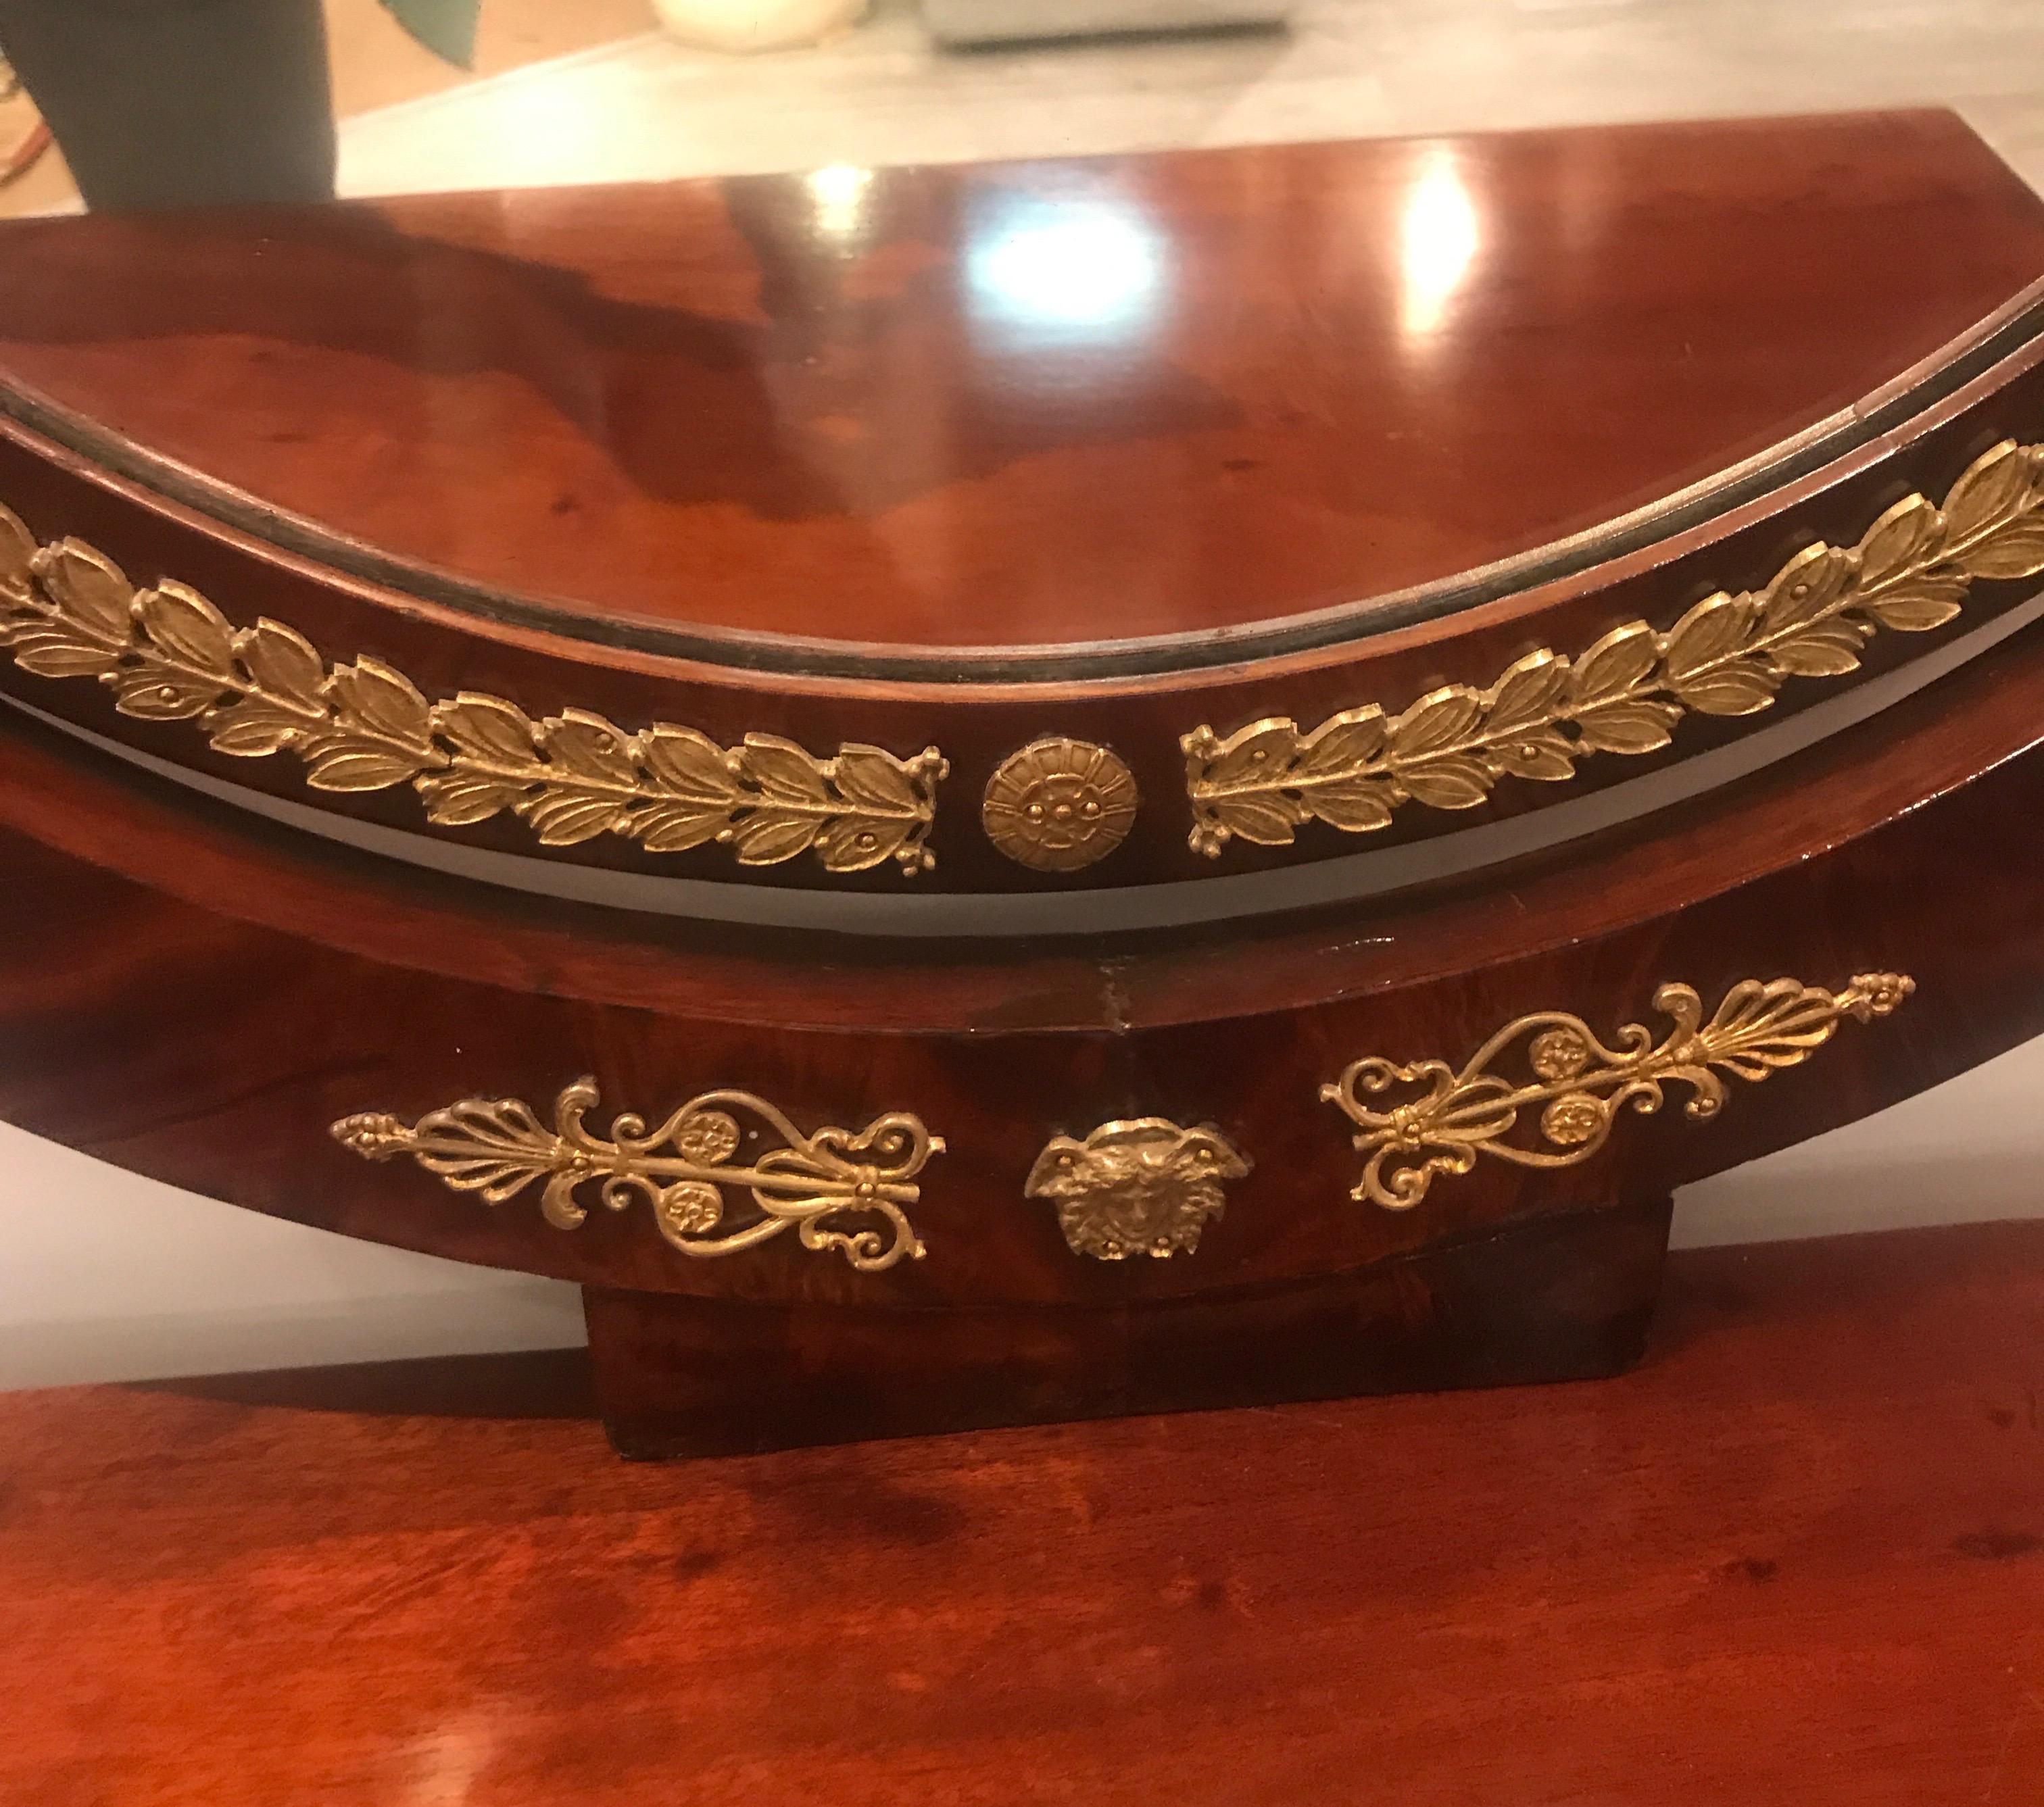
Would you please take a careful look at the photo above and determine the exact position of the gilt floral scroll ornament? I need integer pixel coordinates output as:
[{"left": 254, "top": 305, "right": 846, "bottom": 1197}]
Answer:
[
  {"left": 1184, "top": 439, "right": 2044, "bottom": 856},
  {"left": 0, "top": 509, "right": 946, "bottom": 875},
  {"left": 1321, "top": 974, "right": 1914, "bottom": 1210},
  {"left": 333, "top": 1079, "right": 940, "bottom": 1271},
  {"left": 1024, "top": 1119, "right": 1250, "bottom": 1259}
]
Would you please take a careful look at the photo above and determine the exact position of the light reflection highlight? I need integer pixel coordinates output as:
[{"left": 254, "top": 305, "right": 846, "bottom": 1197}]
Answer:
[
  {"left": 806, "top": 163, "right": 874, "bottom": 242},
  {"left": 1400, "top": 152, "right": 1480, "bottom": 340},
  {"left": 967, "top": 197, "right": 1165, "bottom": 337}
]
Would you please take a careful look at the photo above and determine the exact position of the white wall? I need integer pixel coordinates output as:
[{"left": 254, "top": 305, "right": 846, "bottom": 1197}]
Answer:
[
  {"left": 0, "top": 1123, "right": 585, "bottom": 1389},
  {"left": 4, "top": 1033, "right": 2039, "bottom": 1389}
]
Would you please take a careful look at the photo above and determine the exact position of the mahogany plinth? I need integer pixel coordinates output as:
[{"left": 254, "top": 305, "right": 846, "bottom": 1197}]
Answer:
[
  {"left": 584, "top": 1197, "right": 1674, "bottom": 1458},
  {"left": 5, "top": 112, "right": 2044, "bottom": 1459}
]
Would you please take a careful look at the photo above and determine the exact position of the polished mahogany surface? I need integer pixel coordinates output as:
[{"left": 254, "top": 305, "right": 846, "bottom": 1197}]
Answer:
[
  {"left": 1, "top": 1221, "right": 2038, "bottom": 1803},
  {"left": 2, "top": 110, "right": 2042, "bottom": 661}
]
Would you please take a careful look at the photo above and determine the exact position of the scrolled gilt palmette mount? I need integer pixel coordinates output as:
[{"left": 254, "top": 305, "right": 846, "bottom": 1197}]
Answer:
[
  {"left": 1321, "top": 972, "right": 1914, "bottom": 1210},
  {"left": 1184, "top": 439, "right": 2044, "bottom": 857},
  {"left": 0, "top": 508, "right": 946, "bottom": 876},
  {"left": 333, "top": 1079, "right": 940, "bottom": 1272}
]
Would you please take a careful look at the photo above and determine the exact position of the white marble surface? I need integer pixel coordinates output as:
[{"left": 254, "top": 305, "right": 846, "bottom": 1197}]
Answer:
[{"left": 6, "top": 0, "right": 2044, "bottom": 1387}]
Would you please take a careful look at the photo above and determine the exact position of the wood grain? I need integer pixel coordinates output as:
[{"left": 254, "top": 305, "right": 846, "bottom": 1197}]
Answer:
[
  {"left": 0, "top": 1220, "right": 2037, "bottom": 1805},
  {"left": 584, "top": 1196, "right": 1675, "bottom": 1456}
]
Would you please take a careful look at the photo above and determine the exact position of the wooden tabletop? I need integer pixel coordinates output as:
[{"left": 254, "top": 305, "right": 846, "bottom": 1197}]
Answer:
[
  {"left": 1, "top": 1218, "right": 2039, "bottom": 1803},
  {"left": 4, "top": 111, "right": 2042, "bottom": 658}
]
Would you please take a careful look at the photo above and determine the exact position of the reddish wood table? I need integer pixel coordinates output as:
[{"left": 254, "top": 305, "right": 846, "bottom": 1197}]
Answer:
[{"left": 1, "top": 1220, "right": 2039, "bottom": 1805}]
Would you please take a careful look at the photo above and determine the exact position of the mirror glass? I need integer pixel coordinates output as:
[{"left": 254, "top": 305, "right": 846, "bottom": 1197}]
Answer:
[{"left": 1, "top": 5, "right": 2037, "bottom": 664}]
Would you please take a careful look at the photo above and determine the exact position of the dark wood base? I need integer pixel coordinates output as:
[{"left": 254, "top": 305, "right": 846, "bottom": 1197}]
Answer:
[{"left": 583, "top": 1195, "right": 1674, "bottom": 1458}]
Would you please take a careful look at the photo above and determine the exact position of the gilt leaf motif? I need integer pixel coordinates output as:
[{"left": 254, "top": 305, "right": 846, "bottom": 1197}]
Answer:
[
  {"left": 0, "top": 506, "right": 947, "bottom": 876},
  {"left": 1186, "top": 439, "right": 2044, "bottom": 856}
]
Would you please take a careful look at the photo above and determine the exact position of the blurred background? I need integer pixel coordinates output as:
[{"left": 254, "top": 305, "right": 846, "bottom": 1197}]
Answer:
[{"left": 5, "top": 0, "right": 2043, "bottom": 220}]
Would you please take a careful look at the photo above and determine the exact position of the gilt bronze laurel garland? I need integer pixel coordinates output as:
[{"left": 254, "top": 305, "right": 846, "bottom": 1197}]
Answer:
[
  {"left": 12, "top": 443, "right": 2037, "bottom": 884},
  {"left": 0, "top": 509, "right": 946, "bottom": 876},
  {"left": 1185, "top": 440, "right": 2044, "bottom": 857}
]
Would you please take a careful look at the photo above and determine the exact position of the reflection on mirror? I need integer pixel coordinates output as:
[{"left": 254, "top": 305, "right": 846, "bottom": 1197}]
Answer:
[
  {"left": 1399, "top": 148, "right": 1480, "bottom": 341},
  {"left": 966, "top": 189, "right": 1165, "bottom": 339}
]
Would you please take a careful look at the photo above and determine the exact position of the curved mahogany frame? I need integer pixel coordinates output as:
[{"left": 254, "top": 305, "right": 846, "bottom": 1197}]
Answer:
[
  {"left": 9, "top": 278, "right": 2043, "bottom": 683},
  {"left": 8, "top": 319, "right": 2044, "bottom": 904}
]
